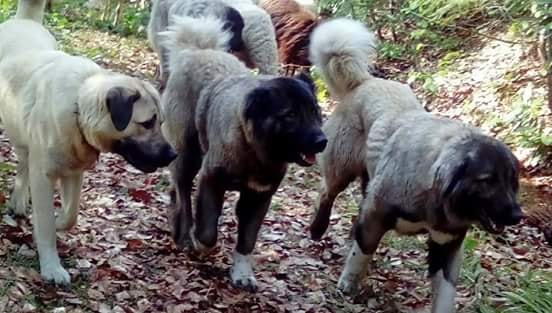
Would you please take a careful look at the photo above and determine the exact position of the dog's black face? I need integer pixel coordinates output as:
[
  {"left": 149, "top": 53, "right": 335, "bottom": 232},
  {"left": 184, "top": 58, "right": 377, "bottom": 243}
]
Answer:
[
  {"left": 443, "top": 138, "right": 523, "bottom": 234},
  {"left": 112, "top": 133, "right": 177, "bottom": 173},
  {"left": 244, "top": 73, "right": 327, "bottom": 166},
  {"left": 222, "top": 7, "right": 245, "bottom": 53}
]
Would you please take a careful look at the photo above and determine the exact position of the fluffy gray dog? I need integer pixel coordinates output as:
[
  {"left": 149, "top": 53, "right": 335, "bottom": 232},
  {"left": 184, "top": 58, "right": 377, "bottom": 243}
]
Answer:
[
  {"left": 309, "top": 18, "right": 523, "bottom": 313},
  {"left": 160, "top": 16, "right": 326, "bottom": 291},
  {"left": 148, "top": 0, "right": 245, "bottom": 88}
]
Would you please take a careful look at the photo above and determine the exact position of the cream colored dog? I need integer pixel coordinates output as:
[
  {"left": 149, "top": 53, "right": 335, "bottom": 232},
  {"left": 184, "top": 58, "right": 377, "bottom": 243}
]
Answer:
[{"left": 0, "top": 0, "right": 176, "bottom": 285}]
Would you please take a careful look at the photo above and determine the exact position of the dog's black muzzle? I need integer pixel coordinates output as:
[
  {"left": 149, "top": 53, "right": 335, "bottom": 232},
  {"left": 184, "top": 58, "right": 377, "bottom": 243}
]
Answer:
[
  {"left": 294, "top": 130, "right": 327, "bottom": 167},
  {"left": 112, "top": 135, "right": 177, "bottom": 173}
]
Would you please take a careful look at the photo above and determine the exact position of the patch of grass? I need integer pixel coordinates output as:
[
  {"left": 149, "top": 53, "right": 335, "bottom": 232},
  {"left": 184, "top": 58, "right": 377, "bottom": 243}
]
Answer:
[
  {"left": 6, "top": 252, "right": 40, "bottom": 271},
  {"left": 271, "top": 200, "right": 283, "bottom": 212},
  {"left": 382, "top": 233, "right": 426, "bottom": 251},
  {"left": 502, "top": 270, "right": 552, "bottom": 313},
  {"left": 407, "top": 70, "right": 439, "bottom": 94},
  {"left": 155, "top": 174, "right": 171, "bottom": 191},
  {"left": 0, "top": 280, "right": 14, "bottom": 298},
  {"left": 459, "top": 229, "right": 487, "bottom": 286}
]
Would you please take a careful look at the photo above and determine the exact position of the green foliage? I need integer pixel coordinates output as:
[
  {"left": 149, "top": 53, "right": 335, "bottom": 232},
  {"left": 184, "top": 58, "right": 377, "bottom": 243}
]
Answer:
[
  {"left": 318, "top": 0, "right": 535, "bottom": 64},
  {"left": 0, "top": 0, "right": 15, "bottom": 23},
  {"left": 502, "top": 271, "right": 552, "bottom": 313},
  {"left": 310, "top": 67, "right": 330, "bottom": 104},
  {"left": 407, "top": 71, "right": 438, "bottom": 94},
  {"left": 501, "top": 95, "right": 552, "bottom": 166}
]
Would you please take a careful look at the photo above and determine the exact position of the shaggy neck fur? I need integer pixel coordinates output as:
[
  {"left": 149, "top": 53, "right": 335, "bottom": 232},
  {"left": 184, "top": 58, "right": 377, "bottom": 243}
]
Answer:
[
  {"left": 73, "top": 107, "right": 101, "bottom": 169},
  {"left": 16, "top": 0, "right": 47, "bottom": 23}
]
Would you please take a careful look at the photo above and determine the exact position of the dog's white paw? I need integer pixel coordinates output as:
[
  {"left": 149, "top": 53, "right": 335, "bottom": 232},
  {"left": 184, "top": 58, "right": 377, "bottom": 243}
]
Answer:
[
  {"left": 337, "top": 272, "right": 361, "bottom": 295},
  {"left": 230, "top": 251, "right": 257, "bottom": 292},
  {"left": 41, "top": 262, "right": 70, "bottom": 286}
]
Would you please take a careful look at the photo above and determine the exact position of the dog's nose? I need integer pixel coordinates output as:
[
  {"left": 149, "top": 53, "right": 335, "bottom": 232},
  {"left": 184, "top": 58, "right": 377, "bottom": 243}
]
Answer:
[{"left": 312, "top": 134, "right": 328, "bottom": 153}]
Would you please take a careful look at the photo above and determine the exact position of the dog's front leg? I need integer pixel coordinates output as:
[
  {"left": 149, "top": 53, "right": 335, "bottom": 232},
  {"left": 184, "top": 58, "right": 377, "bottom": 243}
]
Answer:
[
  {"left": 428, "top": 237, "right": 464, "bottom": 313},
  {"left": 231, "top": 190, "right": 272, "bottom": 292},
  {"left": 169, "top": 145, "right": 202, "bottom": 247},
  {"left": 29, "top": 159, "right": 70, "bottom": 285},
  {"left": 338, "top": 194, "right": 387, "bottom": 294},
  {"left": 189, "top": 171, "right": 225, "bottom": 253},
  {"left": 56, "top": 173, "right": 84, "bottom": 230}
]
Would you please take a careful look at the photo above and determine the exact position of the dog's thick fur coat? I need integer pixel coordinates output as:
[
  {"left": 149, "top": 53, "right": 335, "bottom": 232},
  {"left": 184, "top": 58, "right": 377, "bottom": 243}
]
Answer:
[
  {"left": 0, "top": 0, "right": 175, "bottom": 285},
  {"left": 221, "top": 0, "right": 279, "bottom": 74},
  {"left": 161, "top": 15, "right": 326, "bottom": 291},
  {"left": 308, "top": 18, "right": 421, "bottom": 240},
  {"left": 309, "top": 18, "right": 522, "bottom": 313},
  {"left": 148, "top": 0, "right": 246, "bottom": 86}
]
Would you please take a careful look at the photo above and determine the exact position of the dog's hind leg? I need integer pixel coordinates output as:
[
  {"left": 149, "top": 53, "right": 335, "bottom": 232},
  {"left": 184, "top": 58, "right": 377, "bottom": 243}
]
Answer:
[
  {"left": 428, "top": 236, "right": 465, "bottom": 313},
  {"left": 310, "top": 173, "right": 355, "bottom": 240},
  {"left": 338, "top": 191, "right": 388, "bottom": 295},
  {"left": 56, "top": 173, "right": 83, "bottom": 230},
  {"left": 9, "top": 147, "right": 30, "bottom": 216},
  {"left": 29, "top": 153, "right": 70, "bottom": 285},
  {"left": 230, "top": 190, "right": 273, "bottom": 292},
  {"left": 169, "top": 136, "right": 202, "bottom": 248}
]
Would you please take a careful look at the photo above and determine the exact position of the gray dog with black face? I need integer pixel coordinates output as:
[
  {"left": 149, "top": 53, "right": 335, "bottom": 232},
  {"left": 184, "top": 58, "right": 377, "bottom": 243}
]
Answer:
[
  {"left": 160, "top": 16, "right": 326, "bottom": 291},
  {"left": 310, "top": 18, "right": 523, "bottom": 313},
  {"left": 0, "top": 0, "right": 176, "bottom": 285}
]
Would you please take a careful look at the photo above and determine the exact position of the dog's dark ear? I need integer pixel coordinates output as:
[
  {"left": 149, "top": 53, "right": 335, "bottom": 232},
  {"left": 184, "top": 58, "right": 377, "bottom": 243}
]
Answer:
[
  {"left": 442, "top": 157, "right": 470, "bottom": 198},
  {"left": 295, "top": 70, "right": 316, "bottom": 95},
  {"left": 106, "top": 87, "right": 140, "bottom": 131},
  {"left": 223, "top": 7, "right": 245, "bottom": 52},
  {"left": 244, "top": 87, "right": 272, "bottom": 120}
]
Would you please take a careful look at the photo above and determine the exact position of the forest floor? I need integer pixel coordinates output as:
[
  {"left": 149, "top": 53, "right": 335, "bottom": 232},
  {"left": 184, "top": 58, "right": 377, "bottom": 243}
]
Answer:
[{"left": 0, "top": 23, "right": 551, "bottom": 313}]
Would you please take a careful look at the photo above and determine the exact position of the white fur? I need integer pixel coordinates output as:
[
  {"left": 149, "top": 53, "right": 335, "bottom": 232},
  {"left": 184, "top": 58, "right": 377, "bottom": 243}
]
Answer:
[
  {"left": 160, "top": 15, "right": 232, "bottom": 53},
  {"left": 395, "top": 218, "right": 458, "bottom": 245},
  {"left": 230, "top": 251, "right": 257, "bottom": 290},
  {"left": 309, "top": 18, "right": 378, "bottom": 98},
  {"left": 0, "top": 2, "right": 164, "bottom": 285},
  {"left": 337, "top": 241, "right": 372, "bottom": 294},
  {"left": 431, "top": 271, "right": 457, "bottom": 313}
]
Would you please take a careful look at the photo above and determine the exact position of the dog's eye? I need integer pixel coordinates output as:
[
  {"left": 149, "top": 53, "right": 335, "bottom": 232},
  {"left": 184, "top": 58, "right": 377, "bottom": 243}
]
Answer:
[{"left": 139, "top": 114, "right": 156, "bottom": 129}]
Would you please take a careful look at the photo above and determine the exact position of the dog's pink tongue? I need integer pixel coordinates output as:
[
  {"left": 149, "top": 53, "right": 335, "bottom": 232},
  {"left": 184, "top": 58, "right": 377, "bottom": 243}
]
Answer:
[{"left": 304, "top": 153, "right": 316, "bottom": 165}]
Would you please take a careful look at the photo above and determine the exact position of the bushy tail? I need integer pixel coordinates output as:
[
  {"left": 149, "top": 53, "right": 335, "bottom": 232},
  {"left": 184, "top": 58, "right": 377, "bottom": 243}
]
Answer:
[
  {"left": 15, "top": 0, "right": 47, "bottom": 23},
  {"left": 160, "top": 15, "right": 232, "bottom": 53},
  {"left": 309, "top": 18, "right": 377, "bottom": 98}
]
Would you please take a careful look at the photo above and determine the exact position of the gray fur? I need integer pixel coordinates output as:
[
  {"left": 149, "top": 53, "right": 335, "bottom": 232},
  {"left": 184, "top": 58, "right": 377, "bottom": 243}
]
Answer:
[
  {"left": 310, "top": 18, "right": 522, "bottom": 313},
  {"left": 221, "top": 0, "right": 279, "bottom": 74},
  {"left": 161, "top": 16, "right": 325, "bottom": 291},
  {"left": 148, "top": 0, "right": 243, "bottom": 86}
]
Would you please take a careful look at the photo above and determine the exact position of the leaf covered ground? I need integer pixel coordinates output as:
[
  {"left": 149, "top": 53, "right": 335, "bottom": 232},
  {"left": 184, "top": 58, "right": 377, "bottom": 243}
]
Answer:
[{"left": 0, "top": 26, "right": 551, "bottom": 313}]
